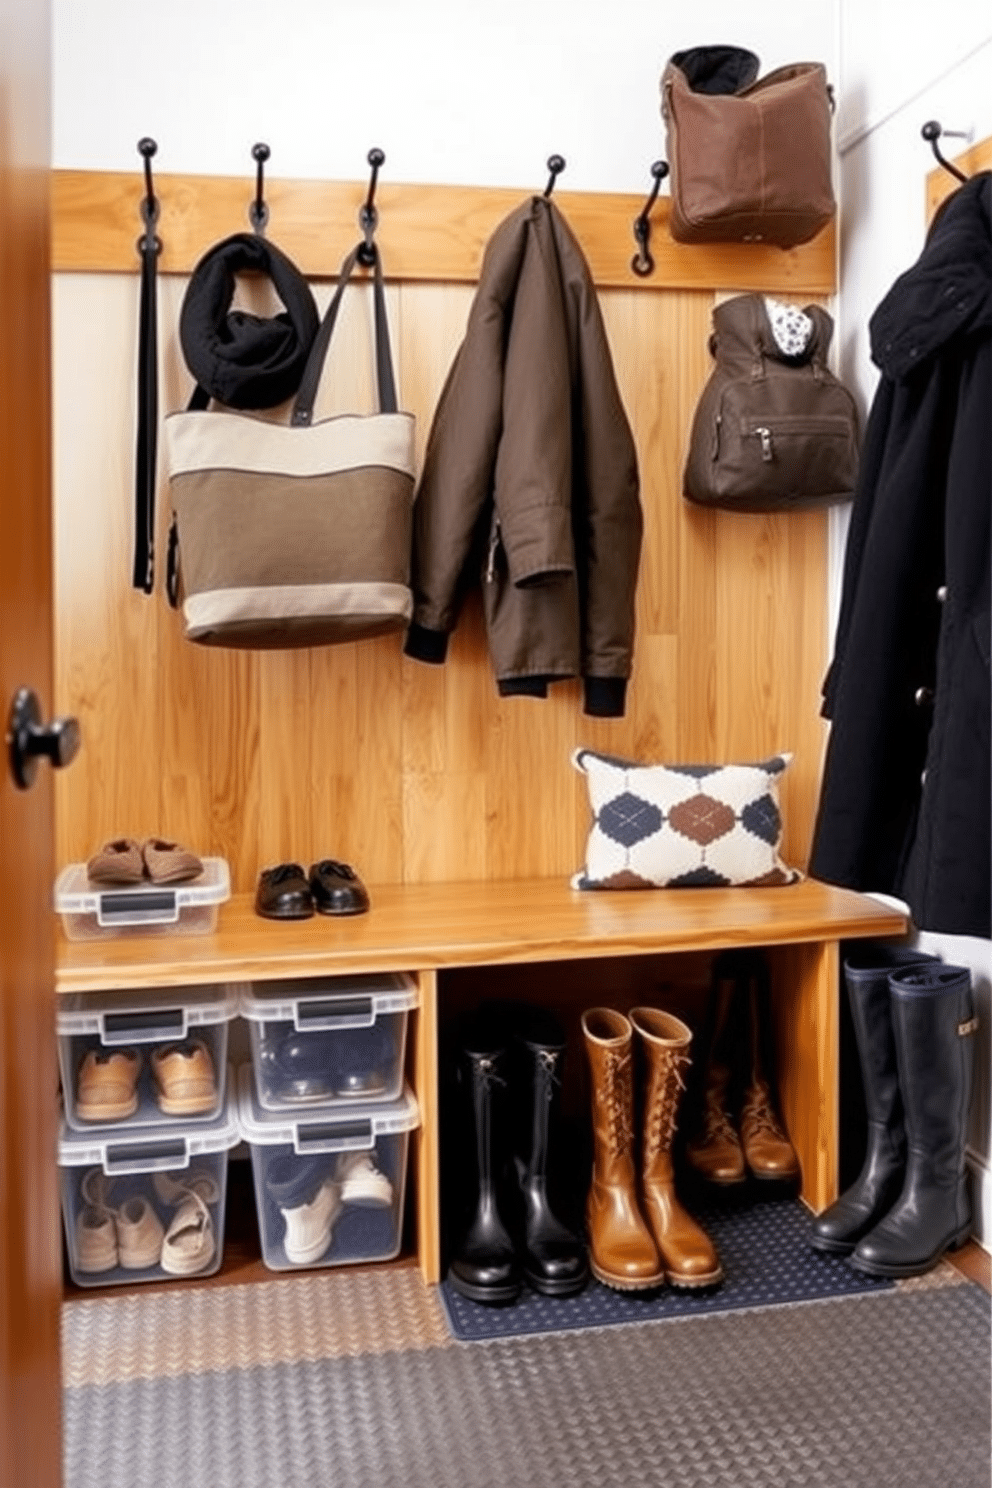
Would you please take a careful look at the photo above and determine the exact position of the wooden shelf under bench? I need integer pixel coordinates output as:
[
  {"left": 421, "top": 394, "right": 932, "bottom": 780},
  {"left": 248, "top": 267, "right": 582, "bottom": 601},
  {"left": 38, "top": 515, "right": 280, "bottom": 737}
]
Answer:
[{"left": 55, "top": 877, "right": 907, "bottom": 1284}]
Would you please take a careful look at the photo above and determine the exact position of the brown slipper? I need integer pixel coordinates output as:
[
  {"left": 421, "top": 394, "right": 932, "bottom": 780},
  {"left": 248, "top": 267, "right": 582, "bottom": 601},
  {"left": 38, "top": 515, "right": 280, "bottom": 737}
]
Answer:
[
  {"left": 141, "top": 838, "right": 204, "bottom": 884},
  {"left": 86, "top": 838, "right": 145, "bottom": 884}
]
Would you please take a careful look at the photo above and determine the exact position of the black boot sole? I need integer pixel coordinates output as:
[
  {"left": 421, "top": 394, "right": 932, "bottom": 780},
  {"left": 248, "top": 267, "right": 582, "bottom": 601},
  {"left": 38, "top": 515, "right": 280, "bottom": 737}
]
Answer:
[
  {"left": 447, "top": 1272, "right": 522, "bottom": 1306},
  {"left": 848, "top": 1224, "right": 972, "bottom": 1279},
  {"left": 524, "top": 1265, "right": 590, "bottom": 1298},
  {"left": 808, "top": 1232, "right": 856, "bottom": 1256}
]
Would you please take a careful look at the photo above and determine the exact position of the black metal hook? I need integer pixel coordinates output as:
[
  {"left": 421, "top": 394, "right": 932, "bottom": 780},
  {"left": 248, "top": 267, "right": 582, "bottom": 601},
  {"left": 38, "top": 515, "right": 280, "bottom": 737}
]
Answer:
[
  {"left": 249, "top": 142, "right": 270, "bottom": 233},
  {"left": 357, "top": 147, "right": 386, "bottom": 267},
  {"left": 543, "top": 154, "right": 566, "bottom": 198},
  {"left": 136, "top": 137, "right": 161, "bottom": 254},
  {"left": 631, "top": 160, "right": 669, "bottom": 278},
  {"left": 922, "top": 120, "right": 970, "bottom": 185}
]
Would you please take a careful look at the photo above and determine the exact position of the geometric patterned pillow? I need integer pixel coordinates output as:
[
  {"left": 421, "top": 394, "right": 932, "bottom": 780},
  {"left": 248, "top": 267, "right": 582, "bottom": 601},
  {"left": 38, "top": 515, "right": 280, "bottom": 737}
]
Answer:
[{"left": 571, "top": 748, "right": 801, "bottom": 890}]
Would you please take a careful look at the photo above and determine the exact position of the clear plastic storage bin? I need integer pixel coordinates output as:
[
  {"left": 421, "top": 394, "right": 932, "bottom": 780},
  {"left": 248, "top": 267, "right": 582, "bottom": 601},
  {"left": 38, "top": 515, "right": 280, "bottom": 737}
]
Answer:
[
  {"left": 237, "top": 1063, "right": 419, "bottom": 1272},
  {"left": 59, "top": 1088, "right": 239, "bottom": 1288},
  {"left": 57, "top": 983, "right": 238, "bottom": 1131},
  {"left": 54, "top": 857, "right": 231, "bottom": 940},
  {"left": 239, "top": 973, "right": 418, "bottom": 1113}
]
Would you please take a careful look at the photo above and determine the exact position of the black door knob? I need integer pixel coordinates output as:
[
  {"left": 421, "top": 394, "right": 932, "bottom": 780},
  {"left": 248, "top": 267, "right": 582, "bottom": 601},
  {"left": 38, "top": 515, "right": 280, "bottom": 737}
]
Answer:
[{"left": 6, "top": 687, "right": 81, "bottom": 790}]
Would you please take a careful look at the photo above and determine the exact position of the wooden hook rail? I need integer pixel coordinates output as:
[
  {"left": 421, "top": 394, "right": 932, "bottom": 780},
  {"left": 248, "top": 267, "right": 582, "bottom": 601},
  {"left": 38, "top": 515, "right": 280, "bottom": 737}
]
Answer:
[{"left": 52, "top": 169, "right": 836, "bottom": 294}]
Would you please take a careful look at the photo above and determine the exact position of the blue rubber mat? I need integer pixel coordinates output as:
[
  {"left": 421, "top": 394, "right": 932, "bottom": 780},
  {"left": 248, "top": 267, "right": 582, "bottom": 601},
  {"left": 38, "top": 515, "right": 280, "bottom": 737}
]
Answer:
[{"left": 439, "top": 1196, "right": 894, "bottom": 1341}]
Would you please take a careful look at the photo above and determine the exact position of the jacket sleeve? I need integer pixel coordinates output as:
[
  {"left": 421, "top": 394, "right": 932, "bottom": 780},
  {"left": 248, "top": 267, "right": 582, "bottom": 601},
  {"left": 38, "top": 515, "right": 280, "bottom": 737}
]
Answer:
[
  {"left": 557, "top": 217, "right": 642, "bottom": 716},
  {"left": 405, "top": 209, "right": 530, "bottom": 664},
  {"left": 492, "top": 205, "right": 575, "bottom": 588}
]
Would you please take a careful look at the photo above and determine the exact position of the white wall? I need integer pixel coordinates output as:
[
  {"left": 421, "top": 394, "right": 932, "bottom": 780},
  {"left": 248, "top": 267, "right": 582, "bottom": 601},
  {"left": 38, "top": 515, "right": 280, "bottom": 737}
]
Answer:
[
  {"left": 52, "top": 0, "right": 837, "bottom": 192},
  {"left": 836, "top": 1, "right": 992, "bottom": 1249}
]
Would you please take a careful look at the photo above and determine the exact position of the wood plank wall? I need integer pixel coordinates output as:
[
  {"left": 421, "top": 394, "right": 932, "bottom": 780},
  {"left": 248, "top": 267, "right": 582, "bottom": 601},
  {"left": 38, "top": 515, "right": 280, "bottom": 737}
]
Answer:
[{"left": 51, "top": 172, "right": 834, "bottom": 894}]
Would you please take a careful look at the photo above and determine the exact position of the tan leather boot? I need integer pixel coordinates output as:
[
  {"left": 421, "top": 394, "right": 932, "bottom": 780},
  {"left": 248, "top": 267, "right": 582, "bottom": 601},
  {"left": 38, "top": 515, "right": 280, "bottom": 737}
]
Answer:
[
  {"left": 631, "top": 1007, "right": 723, "bottom": 1289},
  {"left": 581, "top": 1008, "right": 664, "bottom": 1291},
  {"left": 684, "top": 955, "right": 747, "bottom": 1185},
  {"left": 740, "top": 953, "right": 800, "bottom": 1183}
]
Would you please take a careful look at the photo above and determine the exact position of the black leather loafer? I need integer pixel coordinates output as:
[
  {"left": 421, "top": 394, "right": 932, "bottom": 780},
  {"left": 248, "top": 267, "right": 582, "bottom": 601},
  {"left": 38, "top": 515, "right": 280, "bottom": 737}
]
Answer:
[
  {"left": 309, "top": 859, "right": 370, "bottom": 916},
  {"left": 255, "top": 863, "right": 314, "bottom": 920}
]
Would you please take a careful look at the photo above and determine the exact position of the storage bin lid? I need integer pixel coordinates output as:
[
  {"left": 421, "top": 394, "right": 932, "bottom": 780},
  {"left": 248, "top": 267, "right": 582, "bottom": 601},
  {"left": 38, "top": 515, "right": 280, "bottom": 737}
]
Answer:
[
  {"left": 54, "top": 857, "right": 230, "bottom": 928},
  {"left": 56, "top": 981, "right": 239, "bottom": 1040},
  {"left": 239, "top": 971, "right": 418, "bottom": 1029},
  {"left": 236, "top": 1063, "right": 419, "bottom": 1153},
  {"left": 59, "top": 1075, "right": 240, "bottom": 1171}
]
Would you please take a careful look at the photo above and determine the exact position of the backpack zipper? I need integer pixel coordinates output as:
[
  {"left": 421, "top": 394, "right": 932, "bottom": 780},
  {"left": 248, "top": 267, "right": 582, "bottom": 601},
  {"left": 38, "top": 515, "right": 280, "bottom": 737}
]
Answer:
[{"left": 754, "top": 426, "right": 773, "bottom": 462}]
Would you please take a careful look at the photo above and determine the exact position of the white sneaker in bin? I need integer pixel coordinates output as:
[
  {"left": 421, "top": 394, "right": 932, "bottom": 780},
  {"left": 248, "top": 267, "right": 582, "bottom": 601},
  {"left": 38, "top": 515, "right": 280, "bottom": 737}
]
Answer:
[
  {"left": 336, "top": 1150, "right": 393, "bottom": 1208},
  {"left": 160, "top": 1189, "right": 216, "bottom": 1276},
  {"left": 280, "top": 1178, "right": 342, "bottom": 1265}
]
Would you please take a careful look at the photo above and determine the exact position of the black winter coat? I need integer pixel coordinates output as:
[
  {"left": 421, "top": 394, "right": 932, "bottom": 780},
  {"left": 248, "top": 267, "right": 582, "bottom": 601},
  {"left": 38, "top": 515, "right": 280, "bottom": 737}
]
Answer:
[{"left": 810, "top": 172, "right": 991, "bottom": 939}]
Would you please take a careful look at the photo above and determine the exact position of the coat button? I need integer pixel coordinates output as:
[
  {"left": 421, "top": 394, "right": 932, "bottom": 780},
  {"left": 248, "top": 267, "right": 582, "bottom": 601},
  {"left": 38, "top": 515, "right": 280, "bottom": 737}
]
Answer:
[
  {"left": 937, "top": 585, "right": 947, "bottom": 603},
  {"left": 915, "top": 686, "right": 935, "bottom": 706}
]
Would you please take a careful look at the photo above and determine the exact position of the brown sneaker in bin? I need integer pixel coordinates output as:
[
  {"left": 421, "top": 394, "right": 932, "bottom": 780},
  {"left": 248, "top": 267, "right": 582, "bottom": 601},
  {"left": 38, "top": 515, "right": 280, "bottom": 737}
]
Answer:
[
  {"left": 150, "top": 1038, "right": 217, "bottom": 1117},
  {"left": 141, "top": 838, "right": 204, "bottom": 884},
  {"left": 76, "top": 1048, "right": 141, "bottom": 1122},
  {"left": 86, "top": 838, "right": 145, "bottom": 884}
]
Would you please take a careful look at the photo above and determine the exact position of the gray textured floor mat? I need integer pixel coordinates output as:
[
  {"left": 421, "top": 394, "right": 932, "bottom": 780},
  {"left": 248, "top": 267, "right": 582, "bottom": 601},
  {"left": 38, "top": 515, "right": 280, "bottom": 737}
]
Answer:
[{"left": 64, "top": 1282, "right": 990, "bottom": 1488}]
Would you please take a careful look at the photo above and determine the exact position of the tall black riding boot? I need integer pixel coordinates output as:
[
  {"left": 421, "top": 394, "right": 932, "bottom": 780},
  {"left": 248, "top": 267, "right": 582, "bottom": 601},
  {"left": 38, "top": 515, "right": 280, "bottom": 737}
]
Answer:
[
  {"left": 810, "top": 944, "right": 939, "bottom": 1255},
  {"left": 851, "top": 964, "right": 978, "bottom": 1279},
  {"left": 447, "top": 1013, "right": 521, "bottom": 1305},
  {"left": 511, "top": 1007, "right": 589, "bottom": 1298}
]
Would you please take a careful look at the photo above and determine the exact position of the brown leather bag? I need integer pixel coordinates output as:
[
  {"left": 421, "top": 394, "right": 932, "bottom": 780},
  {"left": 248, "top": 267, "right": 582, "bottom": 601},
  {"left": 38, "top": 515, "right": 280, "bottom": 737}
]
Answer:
[
  {"left": 682, "top": 294, "right": 859, "bottom": 513},
  {"left": 661, "top": 46, "right": 836, "bottom": 248}
]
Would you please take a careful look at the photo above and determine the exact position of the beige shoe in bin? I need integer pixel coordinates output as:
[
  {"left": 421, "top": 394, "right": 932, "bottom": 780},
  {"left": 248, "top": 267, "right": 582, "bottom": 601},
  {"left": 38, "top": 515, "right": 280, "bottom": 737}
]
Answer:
[
  {"left": 76, "top": 1048, "right": 141, "bottom": 1123},
  {"left": 75, "top": 1205, "right": 118, "bottom": 1273},
  {"left": 152, "top": 1169, "right": 220, "bottom": 1207},
  {"left": 151, "top": 1038, "right": 217, "bottom": 1117},
  {"left": 160, "top": 1190, "right": 216, "bottom": 1276},
  {"left": 281, "top": 1179, "right": 342, "bottom": 1266},
  {"left": 115, "top": 1196, "right": 166, "bottom": 1270},
  {"left": 336, "top": 1150, "right": 393, "bottom": 1208}
]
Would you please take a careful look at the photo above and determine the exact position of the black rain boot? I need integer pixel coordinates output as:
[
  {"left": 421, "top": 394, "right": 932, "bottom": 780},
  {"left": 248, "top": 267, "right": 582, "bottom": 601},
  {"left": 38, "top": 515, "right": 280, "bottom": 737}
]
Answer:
[
  {"left": 850, "top": 964, "right": 978, "bottom": 1279},
  {"left": 447, "top": 1013, "right": 521, "bottom": 1305},
  {"left": 810, "top": 944, "right": 940, "bottom": 1255},
  {"left": 512, "top": 1007, "right": 589, "bottom": 1298}
]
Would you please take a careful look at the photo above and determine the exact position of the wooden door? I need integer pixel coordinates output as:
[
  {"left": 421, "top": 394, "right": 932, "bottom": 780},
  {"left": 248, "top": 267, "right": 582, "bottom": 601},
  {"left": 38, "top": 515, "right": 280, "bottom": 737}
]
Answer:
[{"left": 0, "top": 1, "right": 63, "bottom": 1484}]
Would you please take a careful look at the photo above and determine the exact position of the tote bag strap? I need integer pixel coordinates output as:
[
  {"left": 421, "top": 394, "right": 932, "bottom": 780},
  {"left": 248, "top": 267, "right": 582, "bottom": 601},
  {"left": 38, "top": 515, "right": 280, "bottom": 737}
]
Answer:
[
  {"left": 291, "top": 240, "right": 397, "bottom": 426},
  {"left": 133, "top": 213, "right": 161, "bottom": 593}
]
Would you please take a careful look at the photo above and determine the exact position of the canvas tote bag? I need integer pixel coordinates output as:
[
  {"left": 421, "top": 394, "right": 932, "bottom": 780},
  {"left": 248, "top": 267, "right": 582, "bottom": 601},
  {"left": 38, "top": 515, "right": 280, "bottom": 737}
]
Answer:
[{"left": 165, "top": 241, "right": 415, "bottom": 649}]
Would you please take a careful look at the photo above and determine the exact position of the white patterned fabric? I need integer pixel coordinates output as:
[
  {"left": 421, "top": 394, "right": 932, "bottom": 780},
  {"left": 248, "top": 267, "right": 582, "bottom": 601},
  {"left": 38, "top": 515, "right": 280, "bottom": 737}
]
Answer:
[
  {"left": 571, "top": 749, "right": 801, "bottom": 890},
  {"left": 764, "top": 298, "right": 814, "bottom": 358}
]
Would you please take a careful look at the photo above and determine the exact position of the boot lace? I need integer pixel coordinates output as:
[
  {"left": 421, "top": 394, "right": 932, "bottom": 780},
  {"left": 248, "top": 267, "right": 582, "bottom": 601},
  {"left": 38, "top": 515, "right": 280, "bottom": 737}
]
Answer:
[
  {"left": 697, "top": 1095, "right": 739, "bottom": 1148},
  {"left": 740, "top": 1080, "right": 786, "bottom": 1140},
  {"left": 474, "top": 1055, "right": 505, "bottom": 1094},
  {"left": 536, "top": 1048, "right": 561, "bottom": 1104},
  {"left": 602, "top": 1049, "right": 634, "bottom": 1157},
  {"left": 644, "top": 1049, "right": 690, "bottom": 1162}
]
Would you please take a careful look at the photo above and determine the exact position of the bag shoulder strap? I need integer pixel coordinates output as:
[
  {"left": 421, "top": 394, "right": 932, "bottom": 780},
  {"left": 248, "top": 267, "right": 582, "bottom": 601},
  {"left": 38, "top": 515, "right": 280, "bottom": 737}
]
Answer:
[
  {"left": 133, "top": 213, "right": 161, "bottom": 593},
  {"left": 291, "top": 241, "right": 397, "bottom": 427}
]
